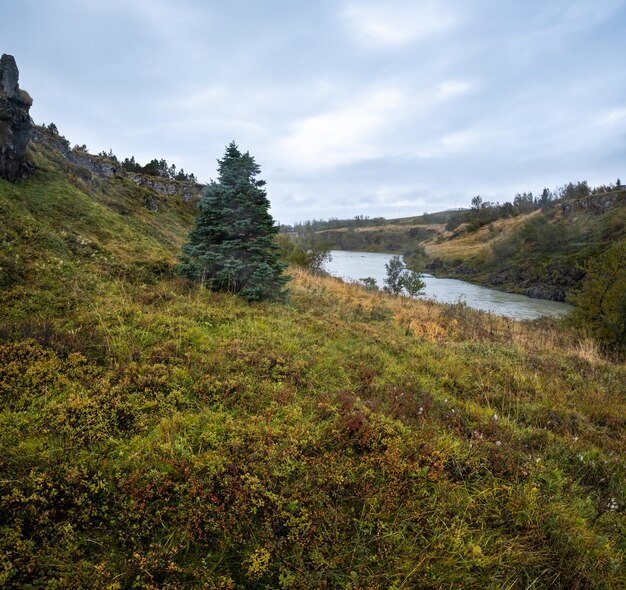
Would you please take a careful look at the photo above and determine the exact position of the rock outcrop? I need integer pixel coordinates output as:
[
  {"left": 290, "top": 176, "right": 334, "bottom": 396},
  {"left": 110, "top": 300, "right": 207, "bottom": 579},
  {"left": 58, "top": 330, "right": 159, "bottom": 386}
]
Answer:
[
  {"left": 126, "top": 172, "right": 203, "bottom": 202},
  {"left": 0, "top": 54, "right": 32, "bottom": 181},
  {"left": 30, "top": 125, "right": 205, "bottom": 207},
  {"left": 561, "top": 191, "right": 626, "bottom": 216}
]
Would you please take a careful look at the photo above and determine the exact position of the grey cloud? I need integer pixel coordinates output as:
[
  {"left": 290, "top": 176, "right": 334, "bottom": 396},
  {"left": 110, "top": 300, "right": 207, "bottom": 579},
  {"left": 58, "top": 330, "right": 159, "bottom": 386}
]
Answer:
[{"left": 2, "top": 0, "right": 625, "bottom": 223}]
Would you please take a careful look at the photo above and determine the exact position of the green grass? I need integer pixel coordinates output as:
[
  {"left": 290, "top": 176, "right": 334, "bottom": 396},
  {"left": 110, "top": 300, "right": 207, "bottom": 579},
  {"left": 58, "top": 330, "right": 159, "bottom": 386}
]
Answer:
[{"left": 0, "top": 142, "right": 625, "bottom": 589}]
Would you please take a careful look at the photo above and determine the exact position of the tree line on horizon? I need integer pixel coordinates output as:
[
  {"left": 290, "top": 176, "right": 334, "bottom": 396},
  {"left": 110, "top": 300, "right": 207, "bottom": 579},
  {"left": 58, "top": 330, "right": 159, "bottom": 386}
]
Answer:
[
  {"left": 285, "top": 178, "right": 623, "bottom": 234},
  {"left": 117, "top": 155, "right": 197, "bottom": 183},
  {"left": 445, "top": 179, "right": 623, "bottom": 233}
]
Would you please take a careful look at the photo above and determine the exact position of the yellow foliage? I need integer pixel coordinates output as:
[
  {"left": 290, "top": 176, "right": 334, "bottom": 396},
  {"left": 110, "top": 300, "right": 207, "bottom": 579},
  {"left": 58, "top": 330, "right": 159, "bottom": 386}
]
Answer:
[{"left": 245, "top": 547, "right": 272, "bottom": 579}]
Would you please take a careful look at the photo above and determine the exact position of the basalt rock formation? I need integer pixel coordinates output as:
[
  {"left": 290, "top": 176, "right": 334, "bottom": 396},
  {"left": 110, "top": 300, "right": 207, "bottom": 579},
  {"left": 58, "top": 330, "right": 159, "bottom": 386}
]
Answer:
[{"left": 0, "top": 54, "right": 33, "bottom": 181}]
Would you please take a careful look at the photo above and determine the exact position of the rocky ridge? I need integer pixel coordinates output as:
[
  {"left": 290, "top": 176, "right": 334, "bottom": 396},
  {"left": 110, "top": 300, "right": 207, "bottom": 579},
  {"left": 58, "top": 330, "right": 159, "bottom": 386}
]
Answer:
[
  {"left": 30, "top": 125, "right": 205, "bottom": 206},
  {"left": 561, "top": 191, "right": 626, "bottom": 216},
  {"left": 0, "top": 55, "right": 203, "bottom": 204}
]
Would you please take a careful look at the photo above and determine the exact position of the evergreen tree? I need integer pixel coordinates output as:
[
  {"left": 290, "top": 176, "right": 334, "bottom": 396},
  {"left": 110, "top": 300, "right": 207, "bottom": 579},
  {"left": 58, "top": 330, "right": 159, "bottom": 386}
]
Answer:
[
  {"left": 178, "top": 142, "right": 289, "bottom": 301},
  {"left": 540, "top": 188, "right": 552, "bottom": 208}
]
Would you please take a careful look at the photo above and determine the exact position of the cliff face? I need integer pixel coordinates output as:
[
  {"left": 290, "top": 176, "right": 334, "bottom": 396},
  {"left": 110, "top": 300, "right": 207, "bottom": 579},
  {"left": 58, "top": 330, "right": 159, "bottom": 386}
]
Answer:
[
  {"left": 561, "top": 191, "right": 626, "bottom": 216},
  {"left": 30, "top": 126, "right": 205, "bottom": 207},
  {"left": 0, "top": 54, "right": 32, "bottom": 181}
]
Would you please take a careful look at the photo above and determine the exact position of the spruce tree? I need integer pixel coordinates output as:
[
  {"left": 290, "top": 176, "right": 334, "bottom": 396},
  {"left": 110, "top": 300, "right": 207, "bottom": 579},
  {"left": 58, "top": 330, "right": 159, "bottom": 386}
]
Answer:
[{"left": 178, "top": 142, "right": 289, "bottom": 301}]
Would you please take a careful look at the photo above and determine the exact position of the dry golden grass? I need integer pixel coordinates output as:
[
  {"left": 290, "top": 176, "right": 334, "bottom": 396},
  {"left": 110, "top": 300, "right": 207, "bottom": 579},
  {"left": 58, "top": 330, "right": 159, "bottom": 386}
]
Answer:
[
  {"left": 353, "top": 222, "right": 447, "bottom": 234},
  {"left": 425, "top": 210, "right": 541, "bottom": 260},
  {"left": 290, "top": 268, "right": 580, "bottom": 355}
]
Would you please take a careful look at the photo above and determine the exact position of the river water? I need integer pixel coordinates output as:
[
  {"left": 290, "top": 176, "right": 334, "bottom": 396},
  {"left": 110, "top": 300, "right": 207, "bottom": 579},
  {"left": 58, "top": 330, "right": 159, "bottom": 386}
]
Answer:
[{"left": 324, "top": 250, "right": 574, "bottom": 320}]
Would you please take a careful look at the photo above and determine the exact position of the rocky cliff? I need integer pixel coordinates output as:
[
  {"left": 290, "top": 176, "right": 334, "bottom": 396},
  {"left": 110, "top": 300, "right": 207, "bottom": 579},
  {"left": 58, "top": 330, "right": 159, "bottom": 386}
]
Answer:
[
  {"left": 30, "top": 125, "right": 205, "bottom": 207},
  {"left": 561, "top": 191, "right": 626, "bottom": 216},
  {"left": 0, "top": 54, "right": 32, "bottom": 181}
]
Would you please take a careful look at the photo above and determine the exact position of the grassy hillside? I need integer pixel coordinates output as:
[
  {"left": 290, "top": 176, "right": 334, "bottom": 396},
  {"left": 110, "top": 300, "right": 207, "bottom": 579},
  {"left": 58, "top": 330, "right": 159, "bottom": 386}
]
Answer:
[
  {"left": 0, "top": 136, "right": 197, "bottom": 320},
  {"left": 1, "top": 141, "right": 625, "bottom": 588},
  {"left": 317, "top": 222, "right": 444, "bottom": 253},
  {"left": 424, "top": 193, "right": 626, "bottom": 302}
]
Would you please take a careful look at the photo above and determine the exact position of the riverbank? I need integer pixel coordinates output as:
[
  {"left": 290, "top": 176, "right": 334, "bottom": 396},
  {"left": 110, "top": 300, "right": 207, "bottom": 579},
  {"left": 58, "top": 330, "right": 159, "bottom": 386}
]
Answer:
[
  {"left": 316, "top": 191, "right": 626, "bottom": 304},
  {"left": 423, "top": 256, "right": 578, "bottom": 302},
  {"left": 325, "top": 250, "right": 573, "bottom": 319}
]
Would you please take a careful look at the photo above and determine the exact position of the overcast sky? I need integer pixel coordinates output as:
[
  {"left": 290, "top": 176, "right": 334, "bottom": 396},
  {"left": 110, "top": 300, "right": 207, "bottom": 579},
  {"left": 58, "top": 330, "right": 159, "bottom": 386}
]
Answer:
[{"left": 4, "top": 0, "right": 626, "bottom": 223}]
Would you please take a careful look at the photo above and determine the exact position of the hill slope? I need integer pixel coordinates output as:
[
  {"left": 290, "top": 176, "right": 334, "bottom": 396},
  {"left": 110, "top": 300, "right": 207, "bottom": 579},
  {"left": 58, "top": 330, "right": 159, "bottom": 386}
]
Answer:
[
  {"left": 424, "top": 192, "right": 626, "bottom": 301},
  {"left": 1, "top": 129, "right": 198, "bottom": 323},
  {"left": 317, "top": 221, "right": 445, "bottom": 253},
  {"left": 1, "top": 139, "right": 625, "bottom": 588}
]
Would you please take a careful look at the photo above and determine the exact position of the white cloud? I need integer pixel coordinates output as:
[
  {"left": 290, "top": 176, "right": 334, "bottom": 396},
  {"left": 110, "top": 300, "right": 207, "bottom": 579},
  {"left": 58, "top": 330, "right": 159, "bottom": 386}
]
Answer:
[
  {"left": 370, "top": 185, "right": 428, "bottom": 210},
  {"left": 597, "top": 108, "right": 626, "bottom": 126},
  {"left": 272, "top": 88, "right": 406, "bottom": 170},
  {"left": 341, "top": 0, "right": 458, "bottom": 47},
  {"left": 177, "top": 85, "right": 229, "bottom": 110},
  {"left": 413, "top": 128, "right": 486, "bottom": 159},
  {"left": 269, "top": 78, "right": 476, "bottom": 173},
  {"left": 436, "top": 80, "right": 472, "bottom": 100},
  {"left": 441, "top": 129, "right": 479, "bottom": 150}
]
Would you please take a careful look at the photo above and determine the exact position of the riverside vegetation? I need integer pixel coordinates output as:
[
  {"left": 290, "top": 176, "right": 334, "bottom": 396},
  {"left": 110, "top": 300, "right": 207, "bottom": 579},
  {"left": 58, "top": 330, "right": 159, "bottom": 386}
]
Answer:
[
  {"left": 0, "top": 135, "right": 625, "bottom": 589},
  {"left": 309, "top": 183, "right": 625, "bottom": 302},
  {"left": 305, "top": 182, "right": 625, "bottom": 354}
]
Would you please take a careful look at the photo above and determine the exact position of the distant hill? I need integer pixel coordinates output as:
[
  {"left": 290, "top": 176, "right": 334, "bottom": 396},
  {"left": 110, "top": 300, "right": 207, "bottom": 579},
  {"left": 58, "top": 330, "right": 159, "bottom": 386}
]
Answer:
[{"left": 317, "top": 220, "right": 446, "bottom": 252}]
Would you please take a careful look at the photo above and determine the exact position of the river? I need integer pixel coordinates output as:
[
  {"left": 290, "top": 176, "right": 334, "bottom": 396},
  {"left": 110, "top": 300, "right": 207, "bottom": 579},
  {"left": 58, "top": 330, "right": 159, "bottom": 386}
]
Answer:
[{"left": 324, "top": 250, "right": 574, "bottom": 320}]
